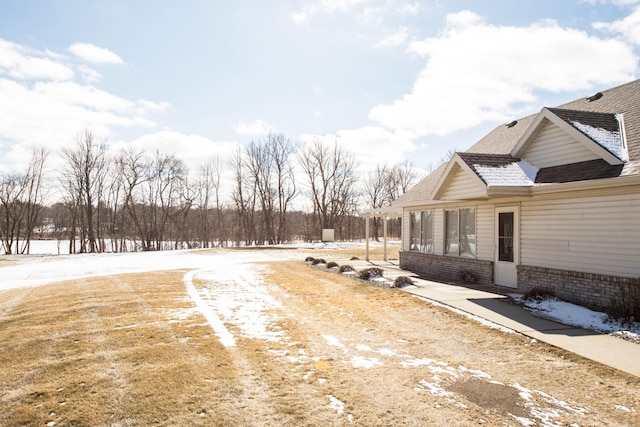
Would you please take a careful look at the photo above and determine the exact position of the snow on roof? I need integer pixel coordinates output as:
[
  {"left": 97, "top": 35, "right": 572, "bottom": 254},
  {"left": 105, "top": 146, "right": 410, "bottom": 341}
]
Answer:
[
  {"left": 571, "top": 115, "right": 629, "bottom": 162},
  {"left": 473, "top": 160, "right": 538, "bottom": 187}
]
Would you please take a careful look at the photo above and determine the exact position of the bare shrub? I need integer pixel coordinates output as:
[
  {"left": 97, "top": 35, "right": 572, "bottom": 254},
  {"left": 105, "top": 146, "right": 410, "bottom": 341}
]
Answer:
[
  {"left": 350, "top": 256, "right": 360, "bottom": 261},
  {"left": 338, "top": 265, "right": 355, "bottom": 274},
  {"left": 311, "top": 258, "right": 326, "bottom": 266},
  {"left": 357, "top": 267, "right": 384, "bottom": 281},
  {"left": 522, "top": 287, "right": 557, "bottom": 302},
  {"left": 393, "top": 276, "right": 414, "bottom": 288},
  {"left": 607, "top": 278, "right": 640, "bottom": 324},
  {"left": 326, "top": 261, "right": 339, "bottom": 269}
]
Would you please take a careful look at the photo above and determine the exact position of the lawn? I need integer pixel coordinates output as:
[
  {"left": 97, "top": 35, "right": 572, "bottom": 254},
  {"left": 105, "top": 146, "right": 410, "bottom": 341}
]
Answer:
[{"left": 0, "top": 245, "right": 638, "bottom": 426}]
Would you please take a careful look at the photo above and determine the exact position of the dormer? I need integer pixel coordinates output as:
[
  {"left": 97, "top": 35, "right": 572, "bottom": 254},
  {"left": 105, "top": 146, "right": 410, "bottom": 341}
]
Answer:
[{"left": 511, "top": 108, "right": 628, "bottom": 168}]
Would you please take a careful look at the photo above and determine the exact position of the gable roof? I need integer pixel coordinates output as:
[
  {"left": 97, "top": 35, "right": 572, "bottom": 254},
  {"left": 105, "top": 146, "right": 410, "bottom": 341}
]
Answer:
[
  {"left": 393, "top": 78, "right": 640, "bottom": 208},
  {"left": 457, "top": 153, "right": 537, "bottom": 187},
  {"left": 429, "top": 153, "right": 537, "bottom": 200},
  {"left": 511, "top": 108, "right": 627, "bottom": 164}
]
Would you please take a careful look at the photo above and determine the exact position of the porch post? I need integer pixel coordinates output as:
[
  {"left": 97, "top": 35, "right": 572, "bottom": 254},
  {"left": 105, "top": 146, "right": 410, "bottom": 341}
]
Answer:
[
  {"left": 365, "top": 215, "right": 370, "bottom": 262},
  {"left": 383, "top": 215, "right": 388, "bottom": 262}
]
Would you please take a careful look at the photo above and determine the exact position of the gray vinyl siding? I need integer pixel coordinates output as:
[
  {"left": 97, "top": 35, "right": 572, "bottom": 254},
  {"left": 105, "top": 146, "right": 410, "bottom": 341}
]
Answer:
[
  {"left": 522, "top": 121, "right": 600, "bottom": 168},
  {"left": 476, "top": 204, "right": 494, "bottom": 261},
  {"left": 521, "top": 192, "right": 640, "bottom": 277},
  {"left": 434, "top": 209, "right": 444, "bottom": 255},
  {"left": 440, "top": 166, "right": 484, "bottom": 200},
  {"left": 402, "top": 210, "right": 411, "bottom": 252}
]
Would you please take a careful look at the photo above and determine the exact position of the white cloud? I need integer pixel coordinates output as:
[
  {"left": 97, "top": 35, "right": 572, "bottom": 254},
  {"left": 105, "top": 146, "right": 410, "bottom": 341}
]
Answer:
[
  {"left": 136, "top": 99, "right": 171, "bottom": 114},
  {"left": 32, "top": 81, "right": 135, "bottom": 112},
  {"left": 299, "top": 126, "right": 417, "bottom": 172},
  {"left": 232, "top": 119, "right": 275, "bottom": 136},
  {"left": 0, "top": 78, "right": 156, "bottom": 159},
  {"left": 68, "top": 42, "right": 124, "bottom": 65},
  {"left": 0, "top": 39, "right": 168, "bottom": 174},
  {"left": 594, "top": 5, "right": 640, "bottom": 44},
  {"left": 292, "top": 0, "right": 370, "bottom": 24},
  {"left": 375, "top": 27, "right": 409, "bottom": 48},
  {"left": 357, "top": 7, "right": 383, "bottom": 26},
  {"left": 77, "top": 65, "right": 101, "bottom": 83},
  {"left": 116, "top": 131, "right": 237, "bottom": 172},
  {"left": 581, "top": 0, "right": 640, "bottom": 5},
  {"left": 293, "top": 0, "right": 419, "bottom": 26},
  {"left": 398, "top": 1, "right": 421, "bottom": 15},
  {"left": 369, "top": 11, "right": 637, "bottom": 136},
  {"left": 0, "top": 38, "right": 74, "bottom": 81}
]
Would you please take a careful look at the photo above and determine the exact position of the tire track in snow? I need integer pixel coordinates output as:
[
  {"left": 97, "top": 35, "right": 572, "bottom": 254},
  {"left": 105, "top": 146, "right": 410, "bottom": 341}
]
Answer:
[
  {"left": 182, "top": 264, "right": 289, "bottom": 424},
  {"left": 183, "top": 269, "right": 236, "bottom": 347}
]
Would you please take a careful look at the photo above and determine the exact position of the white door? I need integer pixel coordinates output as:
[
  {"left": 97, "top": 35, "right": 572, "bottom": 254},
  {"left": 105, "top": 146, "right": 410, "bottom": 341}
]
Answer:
[{"left": 495, "top": 207, "right": 518, "bottom": 288}]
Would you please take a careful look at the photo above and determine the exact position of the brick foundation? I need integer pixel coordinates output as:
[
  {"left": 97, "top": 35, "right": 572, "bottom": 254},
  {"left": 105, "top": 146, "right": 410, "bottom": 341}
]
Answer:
[
  {"left": 517, "top": 265, "right": 636, "bottom": 311},
  {"left": 399, "top": 251, "right": 494, "bottom": 285}
]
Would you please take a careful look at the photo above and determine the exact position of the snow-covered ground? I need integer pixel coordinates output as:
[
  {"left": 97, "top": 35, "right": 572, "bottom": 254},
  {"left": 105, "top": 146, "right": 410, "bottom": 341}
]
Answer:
[
  {"left": 1, "top": 240, "right": 638, "bottom": 341},
  {"left": 510, "top": 294, "right": 640, "bottom": 343}
]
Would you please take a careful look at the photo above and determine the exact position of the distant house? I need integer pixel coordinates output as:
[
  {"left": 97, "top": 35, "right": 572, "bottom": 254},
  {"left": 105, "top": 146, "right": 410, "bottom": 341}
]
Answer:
[{"left": 392, "top": 79, "right": 640, "bottom": 310}]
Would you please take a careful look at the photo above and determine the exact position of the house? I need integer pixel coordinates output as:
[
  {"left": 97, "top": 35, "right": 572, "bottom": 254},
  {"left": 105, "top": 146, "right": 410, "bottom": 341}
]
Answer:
[{"left": 392, "top": 79, "right": 640, "bottom": 310}]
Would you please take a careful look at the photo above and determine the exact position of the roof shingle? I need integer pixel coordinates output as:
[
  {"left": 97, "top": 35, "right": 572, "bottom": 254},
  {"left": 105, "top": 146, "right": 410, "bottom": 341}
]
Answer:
[{"left": 393, "top": 78, "right": 640, "bottom": 206}]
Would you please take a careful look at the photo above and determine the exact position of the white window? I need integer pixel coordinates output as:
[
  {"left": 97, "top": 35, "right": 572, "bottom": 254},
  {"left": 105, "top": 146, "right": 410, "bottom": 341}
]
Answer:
[
  {"left": 410, "top": 210, "right": 433, "bottom": 254},
  {"left": 445, "top": 208, "right": 476, "bottom": 258}
]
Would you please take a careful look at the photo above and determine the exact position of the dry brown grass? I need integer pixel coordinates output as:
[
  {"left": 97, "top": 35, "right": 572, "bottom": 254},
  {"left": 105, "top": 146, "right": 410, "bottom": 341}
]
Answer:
[
  {"left": 331, "top": 243, "right": 401, "bottom": 261},
  {"left": 0, "top": 255, "right": 639, "bottom": 426},
  {"left": 267, "top": 262, "right": 640, "bottom": 426},
  {"left": 0, "top": 271, "right": 244, "bottom": 426}
]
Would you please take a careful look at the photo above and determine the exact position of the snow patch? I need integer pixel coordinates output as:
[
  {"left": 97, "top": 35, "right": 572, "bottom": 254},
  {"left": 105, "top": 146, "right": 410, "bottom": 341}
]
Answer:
[
  {"left": 184, "top": 270, "right": 236, "bottom": 347},
  {"left": 323, "top": 334, "right": 345, "bottom": 348},
  {"left": 510, "top": 294, "right": 640, "bottom": 337},
  {"left": 327, "top": 394, "right": 345, "bottom": 414},
  {"left": 474, "top": 160, "right": 538, "bottom": 187},
  {"left": 571, "top": 119, "right": 628, "bottom": 162},
  {"left": 415, "top": 378, "right": 453, "bottom": 396},
  {"left": 349, "top": 355, "right": 383, "bottom": 368}
]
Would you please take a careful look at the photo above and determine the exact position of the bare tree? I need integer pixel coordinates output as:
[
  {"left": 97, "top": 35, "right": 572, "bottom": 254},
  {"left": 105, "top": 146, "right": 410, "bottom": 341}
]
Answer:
[
  {"left": 245, "top": 140, "right": 275, "bottom": 244},
  {"left": 116, "top": 148, "right": 150, "bottom": 251},
  {"left": 427, "top": 148, "right": 457, "bottom": 173},
  {"left": 114, "top": 148, "right": 188, "bottom": 251},
  {"left": 150, "top": 151, "right": 187, "bottom": 250},
  {"left": 270, "top": 134, "right": 297, "bottom": 243},
  {"left": 229, "top": 147, "right": 256, "bottom": 246},
  {"left": 244, "top": 134, "right": 297, "bottom": 244},
  {"left": 363, "top": 164, "right": 390, "bottom": 241},
  {"left": 0, "top": 147, "right": 48, "bottom": 254},
  {"left": 298, "top": 140, "right": 358, "bottom": 240},
  {"left": 195, "top": 157, "right": 225, "bottom": 247},
  {"left": 385, "top": 160, "right": 420, "bottom": 202},
  {"left": 61, "top": 131, "right": 110, "bottom": 253}
]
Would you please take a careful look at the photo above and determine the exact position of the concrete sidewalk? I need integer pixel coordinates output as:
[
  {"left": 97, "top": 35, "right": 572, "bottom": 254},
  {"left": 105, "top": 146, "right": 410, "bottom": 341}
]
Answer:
[{"left": 350, "top": 259, "right": 640, "bottom": 378}]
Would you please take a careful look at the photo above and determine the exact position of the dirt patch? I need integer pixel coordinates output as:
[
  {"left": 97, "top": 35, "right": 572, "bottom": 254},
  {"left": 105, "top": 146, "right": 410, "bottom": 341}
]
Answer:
[{"left": 450, "top": 377, "right": 529, "bottom": 419}]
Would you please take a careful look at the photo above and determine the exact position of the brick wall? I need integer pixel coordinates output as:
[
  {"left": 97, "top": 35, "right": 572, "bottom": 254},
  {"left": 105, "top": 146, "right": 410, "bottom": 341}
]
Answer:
[
  {"left": 517, "top": 265, "right": 635, "bottom": 311},
  {"left": 399, "top": 251, "right": 494, "bottom": 285}
]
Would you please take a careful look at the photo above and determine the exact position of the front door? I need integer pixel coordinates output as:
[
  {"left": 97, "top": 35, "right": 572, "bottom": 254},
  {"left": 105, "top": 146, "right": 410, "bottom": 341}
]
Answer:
[{"left": 495, "top": 207, "right": 518, "bottom": 288}]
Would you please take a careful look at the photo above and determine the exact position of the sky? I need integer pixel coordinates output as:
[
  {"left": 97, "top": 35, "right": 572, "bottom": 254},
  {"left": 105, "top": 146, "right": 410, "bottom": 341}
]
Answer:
[{"left": 1, "top": 0, "right": 640, "bottom": 199}]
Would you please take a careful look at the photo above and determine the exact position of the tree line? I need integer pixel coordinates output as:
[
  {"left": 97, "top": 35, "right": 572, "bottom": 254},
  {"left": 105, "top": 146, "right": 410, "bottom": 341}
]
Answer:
[{"left": 0, "top": 130, "right": 420, "bottom": 254}]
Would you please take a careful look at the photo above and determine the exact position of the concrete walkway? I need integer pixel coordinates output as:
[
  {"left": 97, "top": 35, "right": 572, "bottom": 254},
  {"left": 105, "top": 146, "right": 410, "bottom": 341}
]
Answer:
[{"left": 349, "top": 259, "right": 640, "bottom": 378}]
